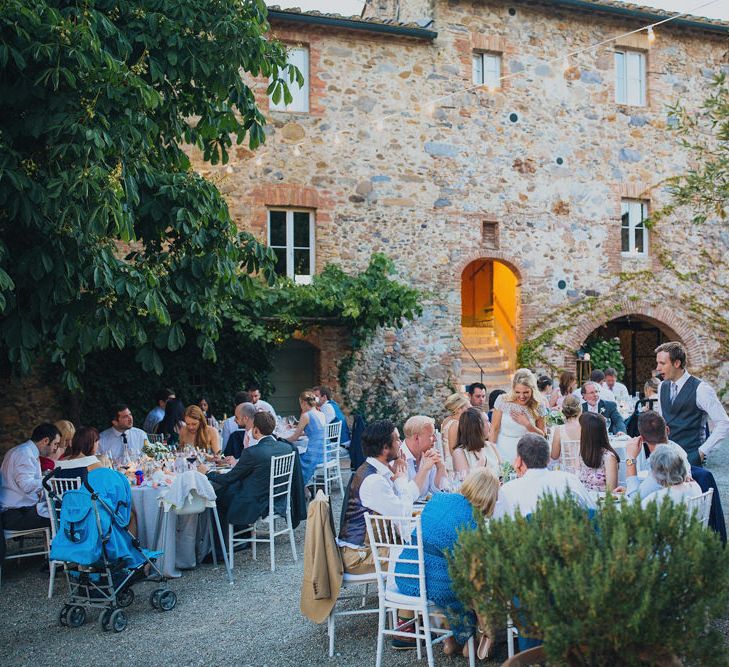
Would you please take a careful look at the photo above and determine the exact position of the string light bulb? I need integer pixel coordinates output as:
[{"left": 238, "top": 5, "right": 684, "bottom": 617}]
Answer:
[
  {"left": 293, "top": 145, "right": 301, "bottom": 156},
  {"left": 255, "top": 155, "right": 263, "bottom": 166},
  {"left": 647, "top": 25, "right": 656, "bottom": 43}
]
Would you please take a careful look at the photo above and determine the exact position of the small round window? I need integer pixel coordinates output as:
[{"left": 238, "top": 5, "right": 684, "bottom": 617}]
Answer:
[
  {"left": 557, "top": 279, "right": 567, "bottom": 290},
  {"left": 556, "top": 157, "right": 564, "bottom": 165},
  {"left": 508, "top": 8, "right": 517, "bottom": 16},
  {"left": 509, "top": 113, "right": 519, "bottom": 123}
]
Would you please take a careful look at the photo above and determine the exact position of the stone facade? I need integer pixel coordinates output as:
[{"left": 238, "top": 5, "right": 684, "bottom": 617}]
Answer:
[{"left": 188, "top": 0, "right": 728, "bottom": 418}]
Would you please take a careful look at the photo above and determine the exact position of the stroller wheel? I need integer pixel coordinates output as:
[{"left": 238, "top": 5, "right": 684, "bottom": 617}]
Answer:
[
  {"left": 149, "top": 588, "right": 164, "bottom": 609},
  {"left": 109, "top": 609, "right": 127, "bottom": 633},
  {"left": 68, "top": 605, "right": 86, "bottom": 628},
  {"left": 59, "top": 604, "right": 71, "bottom": 627},
  {"left": 117, "top": 588, "right": 135, "bottom": 608},
  {"left": 158, "top": 590, "right": 177, "bottom": 612},
  {"left": 99, "top": 609, "right": 113, "bottom": 631}
]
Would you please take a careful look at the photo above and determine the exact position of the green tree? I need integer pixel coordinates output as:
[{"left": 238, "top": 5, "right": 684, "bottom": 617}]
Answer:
[{"left": 0, "top": 0, "right": 302, "bottom": 387}]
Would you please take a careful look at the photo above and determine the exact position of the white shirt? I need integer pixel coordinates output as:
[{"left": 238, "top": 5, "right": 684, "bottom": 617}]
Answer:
[
  {"left": 337, "top": 456, "right": 420, "bottom": 549},
  {"left": 98, "top": 427, "right": 147, "bottom": 460},
  {"left": 253, "top": 399, "right": 277, "bottom": 420},
  {"left": 574, "top": 386, "right": 615, "bottom": 403},
  {"left": 659, "top": 371, "right": 729, "bottom": 457},
  {"left": 641, "top": 480, "right": 702, "bottom": 509},
  {"left": 493, "top": 467, "right": 596, "bottom": 518},
  {"left": 0, "top": 440, "right": 49, "bottom": 517},
  {"left": 320, "top": 402, "right": 336, "bottom": 423},
  {"left": 221, "top": 416, "right": 240, "bottom": 449},
  {"left": 605, "top": 381, "right": 629, "bottom": 402},
  {"left": 400, "top": 442, "right": 444, "bottom": 500}
]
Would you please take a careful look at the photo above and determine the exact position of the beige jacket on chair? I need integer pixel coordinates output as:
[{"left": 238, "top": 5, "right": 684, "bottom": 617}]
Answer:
[{"left": 300, "top": 491, "right": 344, "bottom": 623}]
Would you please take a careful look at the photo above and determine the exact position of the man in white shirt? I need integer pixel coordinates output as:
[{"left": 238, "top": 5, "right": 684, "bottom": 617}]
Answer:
[
  {"left": 98, "top": 404, "right": 148, "bottom": 460},
  {"left": 655, "top": 341, "right": 729, "bottom": 466},
  {"left": 603, "top": 368, "right": 629, "bottom": 402},
  {"left": 494, "top": 433, "right": 595, "bottom": 518},
  {"left": 313, "top": 386, "right": 336, "bottom": 423},
  {"left": 337, "top": 419, "right": 430, "bottom": 574},
  {"left": 0, "top": 423, "right": 59, "bottom": 537},
  {"left": 401, "top": 415, "right": 447, "bottom": 500},
  {"left": 246, "top": 383, "right": 277, "bottom": 420},
  {"left": 572, "top": 370, "right": 616, "bottom": 403},
  {"left": 580, "top": 381, "right": 626, "bottom": 435},
  {"left": 221, "top": 391, "right": 252, "bottom": 450}
]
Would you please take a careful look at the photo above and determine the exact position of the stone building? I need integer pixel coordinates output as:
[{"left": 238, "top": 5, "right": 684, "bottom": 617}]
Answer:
[{"left": 188, "top": 0, "right": 728, "bottom": 417}]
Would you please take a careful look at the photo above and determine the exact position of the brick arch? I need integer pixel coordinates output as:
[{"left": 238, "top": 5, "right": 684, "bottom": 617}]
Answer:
[
  {"left": 453, "top": 250, "right": 526, "bottom": 287},
  {"left": 560, "top": 301, "right": 708, "bottom": 369}
]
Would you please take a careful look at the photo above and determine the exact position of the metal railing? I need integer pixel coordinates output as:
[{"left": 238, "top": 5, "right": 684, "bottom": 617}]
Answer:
[{"left": 458, "top": 337, "right": 484, "bottom": 385}]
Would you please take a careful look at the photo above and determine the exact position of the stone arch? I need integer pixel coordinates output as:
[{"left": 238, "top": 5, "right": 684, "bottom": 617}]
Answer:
[{"left": 560, "top": 300, "right": 708, "bottom": 370}]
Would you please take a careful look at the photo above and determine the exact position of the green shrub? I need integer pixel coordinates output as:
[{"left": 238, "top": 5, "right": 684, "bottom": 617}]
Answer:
[
  {"left": 585, "top": 337, "right": 626, "bottom": 380},
  {"left": 450, "top": 494, "right": 729, "bottom": 666}
]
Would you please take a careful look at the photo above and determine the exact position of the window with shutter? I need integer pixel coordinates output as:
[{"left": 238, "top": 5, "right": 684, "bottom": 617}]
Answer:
[
  {"left": 267, "top": 209, "right": 315, "bottom": 282},
  {"left": 615, "top": 49, "right": 646, "bottom": 106}
]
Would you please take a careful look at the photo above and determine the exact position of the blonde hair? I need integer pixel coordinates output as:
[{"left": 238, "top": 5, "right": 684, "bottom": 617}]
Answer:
[
  {"left": 184, "top": 405, "right": 214, "bottom": 450},
  {"left": 403, "top": 415, "right": 435, "bottom": 438},
  {"left": 299, "top": 390, "right": 317, "bottom": 408},
  {"left": 461, "top": 467, "right": 500, "bottom": 517},
  {"left": 561, "top": 395, "right": 582, "bottom": 419},
  {"left": 54, "top": 420, "right": 76, "bottom": 451},
  {"left": 505, "top": 368, "right": 543, "bottom": 421},
  {"left": 444, "top": 393, "right": 469, "bottom": 414}
]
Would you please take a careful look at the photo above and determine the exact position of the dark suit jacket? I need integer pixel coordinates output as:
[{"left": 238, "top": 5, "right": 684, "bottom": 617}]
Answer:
[
  {"left": 208, "top": 435, "right": 292, "bottom": 526},
  {"left": 224, "top": 429, "right": 247, "bottom": 459},
  {"left": 582, "top": 400, "right": 626, "bottom": 435}
]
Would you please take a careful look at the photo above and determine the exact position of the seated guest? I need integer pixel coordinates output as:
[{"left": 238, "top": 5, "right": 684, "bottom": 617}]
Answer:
[
  {"left": 224, "top": 402, "right": 257, "bottom": 459},
  {"left": 550, "top": 395, "right": 582, "bottom": 473},
  {"left": 313, "top": 385, "right": 351, "bottom": 447},
  {"left": 197, "top": 396, "right": 219, "bottom": 429},
  {"left": 98, "top": 404, "right": 148, "bottom": 460},
  {"left": 246, "top": 382, "right": 277, "bottom": 419},
  {"left": 286, "top": 390, "right": 327, "bottom": 485},
  {"left": 537, "top": 375, "right": 553, "bottom": 411},
  {"left": 452, "top": 407, "right": 501, "bottom": 477},
  {"left": 603, "top": 368, "right": 629, "bottom": 403},
  {"left": 486, "top": 389, "right": 506, "bottom": 423},
  {"left": 551, "top": 370, "right": 576, "bottom": 409},
  {"left": 580, "top": 381, "right": 626, "bottom": 435},
  {"left": 494, "top": 433, "right": 596, "bottom": 518},
  {"left": 577, "top": 412, "right": 619, "bottom": 493},
  {"left": 142, "top": 388, "right": 175, "bottom": 434},
  {"left": 639, "top": 377, "right": 661, "bottom": 413},
  {"left": 641, "top": 445, "right": 702, "bottom": 509},
  {"left": 441, "top": 393, "right": 470, "bottom": 471},
  {"left": 201, "top": 412, "right": 291, "bottom": 530},
  {"left": 573, "top": 371, "right": 616, "bottom": 403},
  {"left": 395, "top": 468, "right": 500, "bottom": 657},
  {"left": 338, "top": 419, "right": 423, "bottom": 574},
  {"left": 155, "top": 397, "right": 185, "bottom": 444},
  {"left": 38, "top": 420, "right": 74, "bottom": 472},
  {"left": 55, "top": 426, "right": 103, "bottom": 482},
  {"left": 221, "top": 391, "right": 252, "bottom": 449},
  {"left": 400, "top": 416, "right": 447, "bottom": 499},
  {"left": 624, "top": 409, "right": 726, "bottom": 541},
  {"left": 178, "top": 405, "right": 221, "bottom": 455},
  {"left": 0, "top": 423, "right": 59, "bottom": 531}
]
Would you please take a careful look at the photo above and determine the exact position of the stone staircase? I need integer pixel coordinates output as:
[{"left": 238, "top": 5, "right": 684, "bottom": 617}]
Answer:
[{"left": 459, "top": 326, "right": 514, "bottom": 392}]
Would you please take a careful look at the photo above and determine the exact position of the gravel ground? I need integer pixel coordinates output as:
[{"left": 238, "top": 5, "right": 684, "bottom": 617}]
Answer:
[{"left": 2, "top": 448, "right": 729, "bottom": 667}]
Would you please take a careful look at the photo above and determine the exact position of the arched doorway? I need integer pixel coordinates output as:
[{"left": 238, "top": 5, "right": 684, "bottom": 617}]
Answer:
[
  {"left": 269, "top": 339, "right": 318, "bottom": 416},
  {"left": 583, "top": 315, "right": 681, "bottom": 395},
  {"left": 460, "top": 259, "right": 519, "bottom": 390}
]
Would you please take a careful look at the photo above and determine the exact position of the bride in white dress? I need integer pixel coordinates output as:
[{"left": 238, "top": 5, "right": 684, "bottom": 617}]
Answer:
[{"left": 490, "top": 369, "right": 546, "bottom": 463}]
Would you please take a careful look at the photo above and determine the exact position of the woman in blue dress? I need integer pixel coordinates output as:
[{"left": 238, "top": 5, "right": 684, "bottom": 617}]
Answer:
[
  {"left": 286, "top": 390, "right": 327, "bottom": 485},
  {"left": 395, "top": 467, "right": 499, "bottom": 658}
]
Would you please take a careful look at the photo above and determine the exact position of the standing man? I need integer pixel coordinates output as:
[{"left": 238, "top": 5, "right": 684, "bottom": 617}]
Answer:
[
  {"left": 245, "top": 382, "right": 277, "bottom": 419},
  {"left": 581, "top": 382, "right": 626, "bottom": 435},
  {"left": 400, "top": 416, "right": 447, "bottom": 499},
  {"left": 603, "top": 369, "right": 629, "bottom": 403},
  {"left": 467, "top": 382, "right": 487, "bottom": 411},
  {"left": 98, "top": 404, "right": 148, "bottom": 460},
  {"left": 142, "top": 388, "right": 175, "bottom": 434},
  {"left": 313, "top": 385, "right": 351, "bottom": 447},
  {"left": 655, "top": 341, "right": 729, "bottom": 466},
  {"left": 0, "top": 424, "right": 59, "bottom": 534}
]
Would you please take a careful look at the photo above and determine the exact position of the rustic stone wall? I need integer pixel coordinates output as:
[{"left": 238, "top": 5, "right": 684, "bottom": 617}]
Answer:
[{"left": 186, "top": 0, "right": 729, "bottom": 418}]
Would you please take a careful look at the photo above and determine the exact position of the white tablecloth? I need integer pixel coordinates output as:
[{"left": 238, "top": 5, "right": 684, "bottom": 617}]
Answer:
[{"left": 131, "top": 486, "right": 212, "bottom": 578}]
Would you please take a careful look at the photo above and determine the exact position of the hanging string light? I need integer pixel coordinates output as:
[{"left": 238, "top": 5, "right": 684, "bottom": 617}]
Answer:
[{"left": 647, "top": 25, "right": 656, "bottom": 43}]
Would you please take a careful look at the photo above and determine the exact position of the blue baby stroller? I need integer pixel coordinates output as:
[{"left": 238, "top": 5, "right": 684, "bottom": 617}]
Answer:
[{"left": 45, "top": 468, "right": 177, "bottom": 632}]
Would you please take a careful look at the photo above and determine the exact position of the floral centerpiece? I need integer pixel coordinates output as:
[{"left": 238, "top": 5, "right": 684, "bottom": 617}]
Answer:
[
  {"left": 500, "top": 460, "right": 516, "bottom": 481},
  {"left": 142, "top": 438, "right": 170, "bottom": 460},
  {"left": 545, "top": 408, "right": 565, "bottom": 426}
]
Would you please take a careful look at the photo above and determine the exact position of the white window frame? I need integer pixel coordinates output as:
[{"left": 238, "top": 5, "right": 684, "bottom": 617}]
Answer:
[
  {"left": 270, "top": 45, "right": 309, "bottom": 113},
  {"left": 615, "top": 49, "right": 646, "bottom": 106},
  {"left": 267, "top": 209, "right": 315, "bottom": 284},
  {"left": 621, "top": 200, "right": 649, "bottom": 256},
  {"left": 472, "top": 52, "right": 501, "bottom": 89}
]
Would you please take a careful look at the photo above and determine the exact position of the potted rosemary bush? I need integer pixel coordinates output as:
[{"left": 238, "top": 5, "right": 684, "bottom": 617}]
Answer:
[{"left": 450, "top": 494, "right": 729, "bottom": 666}]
